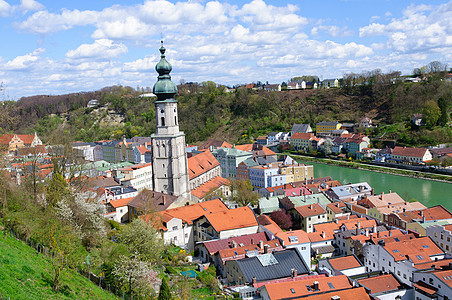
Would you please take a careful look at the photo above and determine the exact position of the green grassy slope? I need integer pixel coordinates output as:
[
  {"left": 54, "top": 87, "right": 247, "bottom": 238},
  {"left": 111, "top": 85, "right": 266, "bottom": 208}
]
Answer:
[{"left": 0, "top": 232, "right": 116, "bottom": 300}]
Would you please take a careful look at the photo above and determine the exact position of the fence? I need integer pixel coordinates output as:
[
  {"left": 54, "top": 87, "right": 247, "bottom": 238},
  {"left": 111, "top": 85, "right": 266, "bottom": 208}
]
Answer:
[{"left": 2, "top": 227, "right": 120, "bottom": 298}]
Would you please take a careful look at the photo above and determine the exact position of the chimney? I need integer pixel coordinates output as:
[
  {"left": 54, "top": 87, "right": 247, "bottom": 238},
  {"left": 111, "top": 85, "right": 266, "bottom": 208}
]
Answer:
[
  {"left": 259, "top": 240, "right": 264, "bottom": 249},
  {"left": 232, "top": 240, "right": 237, "bottom": 248},
  {"left": 373, "top": 224, "right": 377, "bottom": 233},
  {"left": 423, "top": 216, "right": 426, "bottom": 223},
  {"left": 252, "top": 276, "right": 257, "bottom": 284},
  {"left": 264, "top": 245, "right": 269, "bottom": 254},
  {"left": 365, "top": 229, "right": 369, "bottom": 237},
  {"left": 292, "top": 268, "right": 298, "bottom": 278},
  {"left": 162, "top": 195, "right": 166, "bottom": 205},
  {"left": 335, "top": 219, "right": 339, "bottom": 224},
  {"left": 251, "top": 238, "right": 255, "bottom": 245},
  {"left": 313, "top": 281, "right": 319, "bottom": 291},
  {"left": 389, "top": 190, "right": 392, "bottom": 193},
  {"left": 356, "top": 221, "right": 361, "bottom": 235},
  {"left": 420, "top": 210, "right": 424, "bottom": 217},
  {"left": 310, "top": 204, "right": 314, "bottom": 210},
  {"left": 389, "top": 231, "right": 392, "bottom": 237},
  {"left": 321, "top": 231, "right": 326, "bottom": 239}
]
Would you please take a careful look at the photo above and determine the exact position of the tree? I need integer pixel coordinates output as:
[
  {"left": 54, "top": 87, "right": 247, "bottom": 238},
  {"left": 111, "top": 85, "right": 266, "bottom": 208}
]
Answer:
[
  {"left": 270, "top": 209, "right": 293, "bottom": 230},
  {"left": 117, "top": 218, "right": 164, "bottom": 262},
  {"left": 319, "top": 138, "right": 333, "bottom": 155},
  {"left": 438, "top": 96, "right": 450, "bottom": 125},
  {"left": 158, "top": 276, "right": 172, "bottom": 300},
  {"left": 113, "top": 254, "right": 155, "bottom": 297},
  {"left": 422, "top": 100, "right": 441, "bottom": 126},
  {"left": 229, "top": 179, "right": 259, "bottom": 207}
]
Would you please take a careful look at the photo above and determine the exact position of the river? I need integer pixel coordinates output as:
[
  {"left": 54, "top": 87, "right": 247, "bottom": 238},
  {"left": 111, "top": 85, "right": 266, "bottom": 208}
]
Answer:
[{"left": 297, "top": 160, "right": 452, "bottom": 211}]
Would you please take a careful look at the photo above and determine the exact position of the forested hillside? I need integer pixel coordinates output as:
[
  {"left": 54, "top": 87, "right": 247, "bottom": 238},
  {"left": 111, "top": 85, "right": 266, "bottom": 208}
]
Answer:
[{"left": 1, "top": 73, "right": 451, "bottom": 146}]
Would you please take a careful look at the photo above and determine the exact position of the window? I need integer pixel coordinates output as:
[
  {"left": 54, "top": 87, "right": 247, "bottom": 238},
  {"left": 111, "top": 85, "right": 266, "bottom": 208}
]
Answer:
[
  {"left": 290, "top": 288, "right": 295, "bottom": 294},
  {"left": 172, "top": 226, "right": 178, "bottom": 231},
  {"left": 161, "top": 117, "right": 165, "bottom": 126}
]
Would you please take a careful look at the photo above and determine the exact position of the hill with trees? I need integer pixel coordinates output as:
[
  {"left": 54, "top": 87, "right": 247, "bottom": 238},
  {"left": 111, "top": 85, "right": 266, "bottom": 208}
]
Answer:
[{"left": 1, "top": 68, "right": 451, "bottom": 147}]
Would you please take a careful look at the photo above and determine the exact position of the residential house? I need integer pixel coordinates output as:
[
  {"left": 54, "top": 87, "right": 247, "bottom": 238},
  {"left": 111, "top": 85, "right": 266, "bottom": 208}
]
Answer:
[
  {"left": 224, "top": 248, "right": 310, "bottom": 285},
  {"left": 326, "top": 201, "right": 350, "bottom": 221},
  {"left": 104, "top": 185, "right": 138, "bottom": 203},
  {"left": 194, "top": 206, "right": 259, "bottom": 243},
  {"left": 344, "top": 135, "right": 370, "bottom": 158},
  {"left": 105, "top": 196, "right": 135, "bottom": 223},
  {"left": 190, "top": 176, "right": 231, "bottom": 201},
  {"left": 363, "top": 236, "right": 446, "bottom": 286},
  {"left": 413, "top": 267, "right": 452, "bottom": 299},
  {"left": 187, "top": 150, "right": 222, "bottom": 191},
  {"left": 291, "top": 123, "right": 313, "bottom": 135},
  {"left": 290, "top": 132, "right": 315, "bottom": 151},
  {"left": 112, "top": 162, "right": 153, "bottom": 191},
  {"left": 324, "top": 182, "right": 373, "bottom": 201},
  {"left": 290, "top": 203, "right": 327, "bottom": 233},
  {"left": 390, "top": 146, "right": 432, "bottom": 164},
  {"left": 72, "top": 142, "right": 96, "bottom": 161},
  {"left": 133, "top": 144, "right": 152, "bottom": 164},
  {"left": 264, "top": 84, "right": 281, "bottom": 92},
  {"left": 287, "top": 81, "right": 300, "bottom": 89},
  {"left": 321, "top": 78, "right": 340, "bottom": 88},
  {"left": 249, "top": 163, "right": 284, "bottom": 189},
  {"left": 256, "top": 135, "right": 268, "bottom": 145},
  {"left": 374, "top": 147, "right": 393, "bottom": 163},
  {"left": 354, "top": 273, "right": 413, "bottom": 300},
  {"left": 318, "top": 255, "right": 366, "bottom": 276},
  {"left": 145, "top": 198, "right": 228, "bottom": 251},
  {"left": 267, "top": 132, "right": 282, "bottom": 145},
  {"left": 258, "top": 274, "right": 356, "bottom": 300},
  {"left": 212, "top": 147, "right": 253, "bottom": 178},
  {"left": 198, "top": 139, "right": 233, "bottom": 152},
  {"left": 387, "top": 205, "right": 452, "bottom": 234},
  {"left": 412, "top": 114, "right": 425, "bottom": 126},
  {"left": 359, "top": 117, "right": 373, "bottom": 128},
  {"left": 0, "top": 133, "right": 43, "bottom": 152},
  {"left": 279, "top": 163, "right": 314, "bottom": 184},
  {"left": 315, "top": 121, "right": 342, "bottom": 136},
  {"left": 427, "top": 224, "right": 452, "bottom": 253},
  {"left": 234, "top": 143, "right": 277, "bottom": 160},
  {"left": 127, "top": 189, "right": 178, "bottom": 221}
]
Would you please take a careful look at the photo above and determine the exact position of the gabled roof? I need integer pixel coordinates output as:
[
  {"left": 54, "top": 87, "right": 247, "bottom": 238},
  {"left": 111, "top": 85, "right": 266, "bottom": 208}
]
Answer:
[
  {"left": 203, "top": 206, "right": 258, "bottom": 232},
  {"left": 327, "top": 201, "right": 346, "bottom": 214},
  {"left": 295, "top": 287, "right": 370, "bottom": 300},
  {"left": 235, "top": 249, "right": 309, "bottom": 283},
  {"left": 357, "top": 192, "right": 405, "bottom": 208},
  {"left": 128, "top": 189, "right": 177, "bottom": 212},
  {"left": 198, "top": 139, "right": 233, "bottom": 150},
  {"left": 110, "top": 196, "right": 135, "bottom": 208},
  {"left": 219, "top": 239, "right": 282, "bottom": 261},
  {"left": 190, "top": 176, "right": 230, "bottom": 199},
  {"left": 396, "top": 205, "right": 452, "bottom": 223},
  {"left": 293, "top": 203, "right": 326, "bottom": 217},
  {"left": 187, "top": 149, "right": 220, "bottom": 180},
  {"left": 156, "top": 198, "right": 228, "bottom": 225},
  {"left": 261, "top": 274, "right": 352, "bottom": 299},
  {"left": 392, "top": 146, "right": 428, "bottom": 158},
  {"left": 275, "top": 230, "right": 310, "bottom": 245},
  {"left": 384, "top": 236, "right": 444, "bottom": 262},
  {"left": 291, "top": 123, "right": 312, "bottom": 133},
  {"left": 235, "top": 144, "right": 276, "bottom": 156},
  {"left": 202, "top": 232, "right": 269, "bottom": 255},
  {"left": 358, "top": 273, "right": 403, "bottom": 294},
  {"left": 328, "top": 255, "right": 362, "bottom": 271},
  {"left": 290, "top": 132, "right": 314, "bottom": 140}
]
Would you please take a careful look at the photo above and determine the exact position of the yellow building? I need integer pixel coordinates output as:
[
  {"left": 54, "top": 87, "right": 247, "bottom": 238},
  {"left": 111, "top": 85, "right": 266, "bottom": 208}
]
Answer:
[
  {"left": 315, "top": 121, "right": 342, "bottom": 135},
  {"left": 280, "top": 163, "right": 314, "bottom": 183}
]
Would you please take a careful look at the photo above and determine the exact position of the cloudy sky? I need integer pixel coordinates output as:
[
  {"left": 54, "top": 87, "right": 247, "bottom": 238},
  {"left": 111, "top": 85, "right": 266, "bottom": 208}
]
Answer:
[{"left": 1, "top": 0, "right": 451, "bottom": 99}]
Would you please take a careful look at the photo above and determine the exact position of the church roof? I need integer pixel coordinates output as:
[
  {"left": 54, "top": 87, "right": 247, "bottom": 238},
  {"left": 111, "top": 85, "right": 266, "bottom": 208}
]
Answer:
[{"left": 153, "top": 41, "right": 177, "bottom": 101}]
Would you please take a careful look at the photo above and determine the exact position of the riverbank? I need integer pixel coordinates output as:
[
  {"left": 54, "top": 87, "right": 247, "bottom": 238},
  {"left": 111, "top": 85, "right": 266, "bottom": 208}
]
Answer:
[{"left": 284, "top": 153, "right": 452, "bottom": 183}]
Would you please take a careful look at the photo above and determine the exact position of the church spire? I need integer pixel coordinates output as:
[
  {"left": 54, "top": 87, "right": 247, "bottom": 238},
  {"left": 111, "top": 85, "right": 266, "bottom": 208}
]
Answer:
[{"left": 153, "top": 40, "right": 178, "bottom": 102}]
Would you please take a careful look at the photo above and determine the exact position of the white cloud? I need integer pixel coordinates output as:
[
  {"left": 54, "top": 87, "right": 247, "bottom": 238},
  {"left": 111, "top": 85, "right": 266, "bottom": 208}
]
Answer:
[
  {"left": 4, "top": 48, "right": 44, "bottom": 70},
  {"left": 359, "top": 1, "right": 452, "bottom": 54},
  {"left": 16, "top": 9, "right": 97, "bottom": 34},
  {"left": 20, "top": 0, "right": 44, "bottom": 12},
  {"left": 311, "top": 25, "right": 353, "bottom": 37},
  {"left": 92, "top": 16, "right": 151, "bottom": 40},
  {"left": 0, "top": 0, "right": 11, "bottom": 16},
  {"left": 66, "top": 39, "right": 128, "bottom": 61}
]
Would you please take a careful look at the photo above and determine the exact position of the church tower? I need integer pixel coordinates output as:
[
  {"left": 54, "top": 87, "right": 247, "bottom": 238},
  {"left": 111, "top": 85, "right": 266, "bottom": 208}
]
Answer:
[{"left": 151, "top": 41, "right": 190, "bottom": 199}]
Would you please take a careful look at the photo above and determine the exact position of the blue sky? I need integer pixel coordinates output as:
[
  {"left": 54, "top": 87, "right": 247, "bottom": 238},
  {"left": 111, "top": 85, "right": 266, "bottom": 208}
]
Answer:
[{"left": 1, "top": 0, "right": 451, "bottom": 99}]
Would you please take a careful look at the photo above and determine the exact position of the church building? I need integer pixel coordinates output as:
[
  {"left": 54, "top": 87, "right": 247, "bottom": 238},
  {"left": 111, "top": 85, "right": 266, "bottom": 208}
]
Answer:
[{"left": 150, "top": 42, "right": 190, "bottom": 200}]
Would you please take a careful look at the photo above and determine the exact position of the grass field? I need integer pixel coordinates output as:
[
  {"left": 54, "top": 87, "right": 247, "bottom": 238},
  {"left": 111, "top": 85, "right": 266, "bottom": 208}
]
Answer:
[{"left": 0, "top": 232, "right": 117, "bottom": 300}]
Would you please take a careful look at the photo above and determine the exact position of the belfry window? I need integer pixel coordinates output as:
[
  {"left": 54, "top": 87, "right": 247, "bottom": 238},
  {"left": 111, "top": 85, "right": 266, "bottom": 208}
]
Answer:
[
  {"left": 161, "top": 117, "right": 165, "bottom": 126},
  {"left": 175, "top": 116, "right": 177, "bottom": 125}
]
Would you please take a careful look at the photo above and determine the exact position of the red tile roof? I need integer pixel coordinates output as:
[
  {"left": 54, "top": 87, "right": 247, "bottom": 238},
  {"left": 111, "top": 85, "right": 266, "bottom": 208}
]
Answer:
[
  {"left": 110, "top": 197, "right": 135, "bottom": 208},
  {"left": 384, "top": 236, "right": 444, "bottom": 262},
  {"left": 299, "top": 287, "right": 370, "bottom": 300},
  {"left": 187, "top": 149, "right": 220, "bottom": 180},
  {"left": 327, "top": 201, "right": 346, "bottom": 214},
  {"left": 290, "top": 132, "right": 314, "bottom": 140},
  {"left": 392, "top": 146, "right": 428, "bottom": 158},
  {"left": 219, "top": 239, "right": 282, "bottom": 261},
  {"left": 203, "top": 232, "right": 269, "bottom": 254},
  {"left": 294, "top": 203, "right": 326, "bottom": 217},
  {"left": 328, "top": 255, "right": 362, "bottom": 271},
  {"left": 204, "top": 206, "right": 258, "bottom": 232},
  {"left": 262, "top": 275, "right": 352, "bottom": 299},
  {"left": 190, "top": 176, "right": 230, "bottom": 199},
  {"left": 413, "top": 281, "right": 438, "bottom": 295},
  {"left": 275, "top": 230, "right": 309, "bottom": 245},
  {"left": 396, "top": 205, "right": 452, "bottom": 223},
  {"left": 235, "top": 144, "right": 276, "bottom": 156},
  {"left": 358, "top": 274, "right": 401, "bottom": 294}
]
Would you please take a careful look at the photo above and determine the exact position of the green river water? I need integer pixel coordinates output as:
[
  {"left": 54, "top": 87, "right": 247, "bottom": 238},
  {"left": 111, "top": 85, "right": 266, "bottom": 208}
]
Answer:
[{"left": 298, "top": 160, "right": 452, "bottom": 211}]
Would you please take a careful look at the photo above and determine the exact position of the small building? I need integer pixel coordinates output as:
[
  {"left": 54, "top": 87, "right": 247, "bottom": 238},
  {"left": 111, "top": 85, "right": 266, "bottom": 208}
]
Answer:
[
  {"left": 291, "top": 123, "right": 313, "bottom": 135},
  {"left": 412, "top": 114, "right": 425, "bottom": 126},
  {"left": 318, "top": 255, "right": 366, "bottom": 276},
  {"left": 290, "top": 203, "right": 327, "bottom": 233},
  {"left": 390, "top": 146, "right": 432, "bottom": 164}
]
